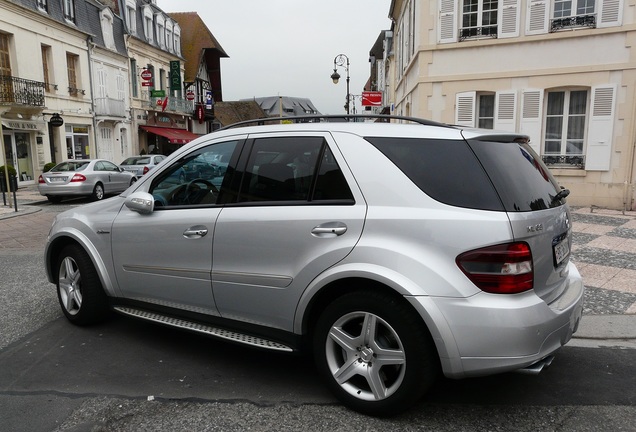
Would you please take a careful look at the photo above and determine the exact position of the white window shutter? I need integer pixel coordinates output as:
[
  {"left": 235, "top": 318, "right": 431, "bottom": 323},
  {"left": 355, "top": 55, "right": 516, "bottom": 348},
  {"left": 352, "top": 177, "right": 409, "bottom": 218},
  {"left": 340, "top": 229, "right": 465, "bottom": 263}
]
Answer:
[
  {"left": 455, "top": 92, "right": 476, "bottom": 127},
  {"left": 498, "top": 0, "right": 520, "bottom": 38},
  {"left": 494, "top": 91, "right": 517, "bottom": 132},
  {"left": 526, "top": 0, "right": 549, "bottom": 35},
  {"left": 586, "top": 85, "right": 617, "bottom": 171},
  {"left": 439, "top": 0, "right": 458, "bottom": 44},
  {"left": 598, "top": 0, "right": 623, "bottom": 28},
  {"left": 519, "top": 89, "right": 543, "bottom": 154}
]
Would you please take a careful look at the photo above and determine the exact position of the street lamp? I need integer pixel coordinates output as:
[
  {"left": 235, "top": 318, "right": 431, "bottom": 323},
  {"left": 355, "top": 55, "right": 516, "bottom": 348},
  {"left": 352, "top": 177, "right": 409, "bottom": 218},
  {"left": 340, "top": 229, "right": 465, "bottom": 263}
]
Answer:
[{"left": 330, "top": 53, "right": 350, "bottom": 114}]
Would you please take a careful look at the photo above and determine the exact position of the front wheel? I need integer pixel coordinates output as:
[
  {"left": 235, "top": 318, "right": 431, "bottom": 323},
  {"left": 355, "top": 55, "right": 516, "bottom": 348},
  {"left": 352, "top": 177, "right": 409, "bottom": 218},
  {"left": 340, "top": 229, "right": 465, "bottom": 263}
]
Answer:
[
  {"left": 56, "top": 244, "right": 110, "bottom": 325},
  {"left": 313, "top": 290, "right": 439, "bottom": 416}
]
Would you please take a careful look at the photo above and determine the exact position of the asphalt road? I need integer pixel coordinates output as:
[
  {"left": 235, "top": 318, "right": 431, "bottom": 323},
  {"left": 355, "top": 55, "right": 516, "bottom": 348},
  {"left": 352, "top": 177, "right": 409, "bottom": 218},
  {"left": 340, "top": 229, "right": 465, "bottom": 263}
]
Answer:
[{"left": 0, "top": 201, "right": 635, "bottom": 431}]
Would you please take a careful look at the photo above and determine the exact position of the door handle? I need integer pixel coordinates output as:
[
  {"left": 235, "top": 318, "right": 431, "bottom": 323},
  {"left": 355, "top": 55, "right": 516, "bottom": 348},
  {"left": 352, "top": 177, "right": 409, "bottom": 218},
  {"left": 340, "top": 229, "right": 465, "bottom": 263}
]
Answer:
[
  {"left": 311, "top": 222, "right": 347, "bottom": 237},
  {"left": 183, "top": 225, "right": 208, "bottom": 238}
]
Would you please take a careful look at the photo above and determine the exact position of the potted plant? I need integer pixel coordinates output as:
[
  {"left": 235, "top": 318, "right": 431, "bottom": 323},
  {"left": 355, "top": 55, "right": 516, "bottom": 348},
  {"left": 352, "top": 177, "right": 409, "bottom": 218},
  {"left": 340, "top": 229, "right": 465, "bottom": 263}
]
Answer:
[{"left": 0, "top": 164, "right": 18, "bottom": 192}]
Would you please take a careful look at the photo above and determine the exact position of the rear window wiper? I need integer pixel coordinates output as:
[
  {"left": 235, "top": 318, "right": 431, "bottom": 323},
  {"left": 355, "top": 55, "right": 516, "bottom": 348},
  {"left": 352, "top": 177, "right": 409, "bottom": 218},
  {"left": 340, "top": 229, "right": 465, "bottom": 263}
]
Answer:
[{"left": 552, "top": 188, "right": 570, "bottom": 204}]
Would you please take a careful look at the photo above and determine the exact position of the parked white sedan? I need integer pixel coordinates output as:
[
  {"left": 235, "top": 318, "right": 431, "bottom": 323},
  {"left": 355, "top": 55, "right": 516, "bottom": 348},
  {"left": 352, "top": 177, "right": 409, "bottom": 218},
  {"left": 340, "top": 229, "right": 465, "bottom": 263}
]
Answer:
[{"left": 38, "top": 159, "right": 136, "bottom": 203}]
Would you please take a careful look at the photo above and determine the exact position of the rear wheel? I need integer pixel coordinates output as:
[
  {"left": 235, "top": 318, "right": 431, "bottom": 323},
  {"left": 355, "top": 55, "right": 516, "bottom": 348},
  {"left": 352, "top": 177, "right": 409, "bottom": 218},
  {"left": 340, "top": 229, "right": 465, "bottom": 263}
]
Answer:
[
  {"left": 56, "top": 244, "right": 110, "bottom": 325},
  {"left": 92, "top": 183, "right": 104, "bottom": 201},
  {"left": 313, "top": 290, "right": 439, "bottom": 416}
]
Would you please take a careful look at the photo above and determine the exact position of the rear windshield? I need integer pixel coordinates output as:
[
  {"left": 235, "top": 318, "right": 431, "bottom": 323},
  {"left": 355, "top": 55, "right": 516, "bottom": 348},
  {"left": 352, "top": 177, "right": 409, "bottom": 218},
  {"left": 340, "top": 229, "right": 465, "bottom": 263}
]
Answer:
[
  {"left": 52, "top": 161, "right": 89, "bottom": 172},
  {"left": 366, "top": 137, "right": 564, "bottom": 212},
  {"left": 366, "top": 137, "right": 504, "bottom": 211},
  {"left": 467, "top": 139, "right": 563, "bottom": 212},
  {"left": 121, "top": 157, "right": 150, "bottom": 165}
]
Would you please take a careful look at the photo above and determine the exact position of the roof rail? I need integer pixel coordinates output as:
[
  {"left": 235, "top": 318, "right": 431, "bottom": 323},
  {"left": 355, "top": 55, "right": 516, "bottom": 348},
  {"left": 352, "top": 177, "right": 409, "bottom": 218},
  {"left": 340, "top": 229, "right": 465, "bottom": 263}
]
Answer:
[{"left": 218, "top": 114, "right": 455, "bottom": 130}]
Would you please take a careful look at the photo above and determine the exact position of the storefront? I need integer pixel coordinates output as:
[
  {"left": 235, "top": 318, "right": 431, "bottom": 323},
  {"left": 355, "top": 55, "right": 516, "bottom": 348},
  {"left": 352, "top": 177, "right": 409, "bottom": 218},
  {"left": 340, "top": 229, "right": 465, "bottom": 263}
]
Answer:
[
  {"left": 139, "top": 111, "right": 198, "bottom": 155},
  {"left": 1, "top": 119, "right": 47, "bottom": 186},
  {"left": 65, "top": 124, "right": 91, "bottom": 160}
]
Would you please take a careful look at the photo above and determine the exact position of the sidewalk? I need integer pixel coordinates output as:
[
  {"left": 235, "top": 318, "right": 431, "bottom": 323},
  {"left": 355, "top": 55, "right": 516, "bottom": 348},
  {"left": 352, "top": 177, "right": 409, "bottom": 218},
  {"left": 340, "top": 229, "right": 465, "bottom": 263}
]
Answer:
[
  {"left": 1, "top": 185, "right": 635, "bottom": 345},
  {"left": 0, "top": 184, "right": 44, "bottom": 219}
]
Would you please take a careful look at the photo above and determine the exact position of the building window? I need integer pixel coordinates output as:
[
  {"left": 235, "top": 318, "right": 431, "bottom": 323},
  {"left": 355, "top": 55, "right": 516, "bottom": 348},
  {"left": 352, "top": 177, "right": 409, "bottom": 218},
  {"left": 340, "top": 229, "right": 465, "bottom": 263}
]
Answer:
[
  {"left": 477, "top": 94, "right": 495, "bottom": 129},
  {"left": 36, "top": 0, "right": 48, "bottom": 12},
  {"left": 130, "top": 59, "right": 138, "bottom": 98},
  {"left": 41, "top": 45, "right": 54, "bottom": 92},
  {"left": 543, "top": 90, "right": 588, "bottom": 167},
  {"left": 159, "top": 69, "right": 166, "bottom": 90},
  {"left": 460, "top": 0, "right": 498, "bottom": 40},
  {"left": 66, "top": 53, "right": 80, "bottom": 96},
  {"left": 63, "top": 0, "right": 75, "bottom": 23},
  {"left": 551, "top": 0, "right": 597, "bottom": 31},
  {"left": 126, "top": 1, "right": 136, "bottom": 35},
  {"left": 0, "top": 33, "right": 11, "bottom": 77}
]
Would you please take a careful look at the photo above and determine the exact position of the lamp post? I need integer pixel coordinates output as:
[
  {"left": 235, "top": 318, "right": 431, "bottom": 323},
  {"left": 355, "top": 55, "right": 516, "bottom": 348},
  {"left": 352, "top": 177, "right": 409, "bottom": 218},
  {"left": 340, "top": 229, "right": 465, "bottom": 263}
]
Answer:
[{"left": 330, "top": 54, "right": 350, "bottom": 114}]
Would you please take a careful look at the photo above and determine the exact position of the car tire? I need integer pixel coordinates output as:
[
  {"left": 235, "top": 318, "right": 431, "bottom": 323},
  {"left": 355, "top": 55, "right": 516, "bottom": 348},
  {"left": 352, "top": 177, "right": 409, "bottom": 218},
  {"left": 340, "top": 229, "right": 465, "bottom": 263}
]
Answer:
[
  {"left": 130, "top": 177, "right": 137, "bottom": 186},
  {"left": 56, "top": 244, "right": 110, "bottom": 325},
  {"left": 92, "top": 183, "right": 104, "bottom": 201},
  {"left": 313, "top": 290, "right": 439, "bottom": 416},
  {"left": 47, "top": 195, "right": 63, "bottom": 204}
]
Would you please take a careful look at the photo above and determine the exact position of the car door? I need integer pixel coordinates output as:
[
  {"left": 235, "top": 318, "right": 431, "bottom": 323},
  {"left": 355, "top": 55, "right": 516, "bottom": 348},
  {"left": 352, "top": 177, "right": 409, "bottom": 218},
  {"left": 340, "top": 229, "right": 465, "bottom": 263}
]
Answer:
[
  {"left": 212, "top": 133, "right": 366, "bottom": 331},
  {"left": 111, "top": 139, "right": 242, "bottom": 315}
]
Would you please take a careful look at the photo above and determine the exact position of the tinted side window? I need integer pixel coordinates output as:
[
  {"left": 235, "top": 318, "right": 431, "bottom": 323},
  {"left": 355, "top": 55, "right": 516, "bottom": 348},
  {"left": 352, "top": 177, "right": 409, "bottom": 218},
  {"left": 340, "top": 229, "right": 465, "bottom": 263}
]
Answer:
[
  {"left": 366, "top": 137, "right": 504, "bottom": 211},
  {"left": 150, "top": 140, "right": 239, "bottom": 207},
  {"left": 467, "top": 140, "right": 563, "bottom": 212},
  {"left": 238, "top": 136, "right": 353, "bottom": 203}
]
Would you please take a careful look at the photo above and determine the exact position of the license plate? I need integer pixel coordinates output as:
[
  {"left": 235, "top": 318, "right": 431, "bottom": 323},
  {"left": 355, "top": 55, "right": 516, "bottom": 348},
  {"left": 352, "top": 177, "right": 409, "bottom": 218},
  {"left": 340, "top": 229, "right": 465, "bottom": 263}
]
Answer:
[
  {"left": 553, "top": 237, "right": 570, "bottom": 265},
  {"left": 49, "top": 177, "right": 67, "bottom": 182}
]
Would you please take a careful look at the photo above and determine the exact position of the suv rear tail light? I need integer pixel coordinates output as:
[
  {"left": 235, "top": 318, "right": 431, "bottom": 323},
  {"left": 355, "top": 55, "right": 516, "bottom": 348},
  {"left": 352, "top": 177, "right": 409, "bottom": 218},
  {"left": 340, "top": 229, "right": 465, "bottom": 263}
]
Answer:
[
  {"left": 456, "top": 242, "right": 533, "bottom": 294},
  {"left": 71, "top": 174, "right": 86, "bottom": 182}
]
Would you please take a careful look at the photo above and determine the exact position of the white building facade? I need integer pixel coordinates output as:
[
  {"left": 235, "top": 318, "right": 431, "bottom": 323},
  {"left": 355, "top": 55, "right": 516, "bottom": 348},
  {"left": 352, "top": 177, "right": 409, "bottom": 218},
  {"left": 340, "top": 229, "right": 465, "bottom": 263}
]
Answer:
[{"left": 388, "top": 0, "right": 636, "bottom": 210}]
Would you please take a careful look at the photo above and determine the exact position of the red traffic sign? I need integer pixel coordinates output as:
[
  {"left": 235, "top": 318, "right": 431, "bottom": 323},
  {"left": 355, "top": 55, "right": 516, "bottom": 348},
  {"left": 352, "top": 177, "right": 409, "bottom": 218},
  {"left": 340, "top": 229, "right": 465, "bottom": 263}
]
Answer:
[
  {"left": 186, "top": 91, "right": 195, "bottom": 101},
  {"left": 140, "top": 69, "right": 152, "bottom": 80}
]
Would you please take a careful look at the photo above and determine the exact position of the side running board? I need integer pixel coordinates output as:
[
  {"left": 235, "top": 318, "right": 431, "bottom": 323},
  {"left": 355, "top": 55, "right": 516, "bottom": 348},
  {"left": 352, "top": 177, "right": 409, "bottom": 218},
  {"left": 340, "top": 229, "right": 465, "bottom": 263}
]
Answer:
[{"left": 113, "top": 306, "right": 294, "bottom": 353}]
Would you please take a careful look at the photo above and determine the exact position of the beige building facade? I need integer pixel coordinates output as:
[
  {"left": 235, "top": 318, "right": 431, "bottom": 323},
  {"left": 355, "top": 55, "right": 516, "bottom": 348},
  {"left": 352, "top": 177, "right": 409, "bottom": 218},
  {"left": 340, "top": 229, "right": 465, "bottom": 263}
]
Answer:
[{"left": 388, "top": 0, "right": 636, "bottom": 210}]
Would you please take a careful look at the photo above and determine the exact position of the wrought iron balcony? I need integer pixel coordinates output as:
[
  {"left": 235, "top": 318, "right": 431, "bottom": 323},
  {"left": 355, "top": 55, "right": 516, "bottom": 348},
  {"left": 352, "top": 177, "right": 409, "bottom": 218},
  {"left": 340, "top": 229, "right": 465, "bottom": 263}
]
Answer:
[
  {"left": 68, "top": 87, "right": 85, "bottom": 96},
  {"left": 94, "top": 97, "right": 127, "bottom": 117},
  {"left": 550, "top": 14, "right": 596, "bottom": 32},
  {"left": 0, "top": 75, "right": 46, "bottom": 106},
  {"left": 459, "top": 25, "right": 498, "bottom": 41},
  {"left": 542, "top": 154, "right": 586, "bottom": 169}
]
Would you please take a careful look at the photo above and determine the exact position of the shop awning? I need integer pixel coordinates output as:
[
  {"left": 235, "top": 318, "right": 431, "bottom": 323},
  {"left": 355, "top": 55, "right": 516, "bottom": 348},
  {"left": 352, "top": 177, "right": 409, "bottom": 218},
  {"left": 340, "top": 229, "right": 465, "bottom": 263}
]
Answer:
[{"left": 140, "top": 126, "right": 200, "bottom": 144}]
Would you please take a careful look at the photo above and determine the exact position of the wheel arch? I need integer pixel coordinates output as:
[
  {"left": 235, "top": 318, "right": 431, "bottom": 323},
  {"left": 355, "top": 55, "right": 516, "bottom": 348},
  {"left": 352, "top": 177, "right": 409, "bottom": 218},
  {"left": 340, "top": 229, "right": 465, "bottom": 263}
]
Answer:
[{"left": 45, "top": 230, "right": 118, "bottom": 297}]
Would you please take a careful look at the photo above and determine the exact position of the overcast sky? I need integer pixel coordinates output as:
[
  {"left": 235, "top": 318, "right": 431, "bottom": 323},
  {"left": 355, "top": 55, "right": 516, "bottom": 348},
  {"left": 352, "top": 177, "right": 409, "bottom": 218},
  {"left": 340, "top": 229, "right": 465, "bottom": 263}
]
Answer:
[{"left": 156, "top": 0, "right": 392, "bottom": 115}]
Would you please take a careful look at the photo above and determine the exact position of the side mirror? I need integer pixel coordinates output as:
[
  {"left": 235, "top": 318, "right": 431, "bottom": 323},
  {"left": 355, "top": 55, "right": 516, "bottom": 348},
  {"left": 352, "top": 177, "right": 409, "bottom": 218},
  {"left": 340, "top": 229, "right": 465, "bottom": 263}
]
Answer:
[{"left": 124, "top": 191, "right": 154, "bottom": 215}]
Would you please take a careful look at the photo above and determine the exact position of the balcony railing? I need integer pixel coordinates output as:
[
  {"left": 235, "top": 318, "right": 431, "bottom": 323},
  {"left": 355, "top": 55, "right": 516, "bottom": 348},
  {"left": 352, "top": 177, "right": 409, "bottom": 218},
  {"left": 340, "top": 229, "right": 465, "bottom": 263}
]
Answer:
[
  {"left": 94, "top": 97, "right": 126, "bottom": 117},
  {"left": 0, "top": 75, "right": 46, "bottom": 106},
  {"left": 68, "top": 87, "right": 85, "bottom": 97},
  {"left": 459, "top": 25, "right": 498, "bottom": 41},
  {"left": 550, "top": 14, "right": 596, "bottom": 32},
  {"left": 542, "top": 154, "right": 586, "bottom": 169},
  {"left": 148, "top": 95, "right": 193, "bottom": 114}
]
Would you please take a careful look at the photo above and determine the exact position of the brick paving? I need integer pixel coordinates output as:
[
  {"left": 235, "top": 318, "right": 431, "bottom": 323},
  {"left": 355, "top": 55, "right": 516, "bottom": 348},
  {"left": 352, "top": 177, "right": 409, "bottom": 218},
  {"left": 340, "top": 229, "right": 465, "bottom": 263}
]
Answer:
[{"left": 2, "top": 186, "right": 636, "bottom": 315}]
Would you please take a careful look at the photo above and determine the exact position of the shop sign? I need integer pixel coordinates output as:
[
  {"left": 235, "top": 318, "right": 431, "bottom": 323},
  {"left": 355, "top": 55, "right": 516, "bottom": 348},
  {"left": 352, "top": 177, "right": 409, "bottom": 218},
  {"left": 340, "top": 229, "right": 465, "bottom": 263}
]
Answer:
[
  {"left": 205, "top": 91, "right": 213, "bottom": 109},
  {"left": 186, "top": 90, "right": 195, "bottom": 101},
  {"left": 140, "top": 69, "right": 152, "bottom": 80},
  {"left": 151, "top": 90, "right": 166, "bottom": 97},
  {"left": 361, "top": 91, "right": 383, "bottom": 107},
  {"left": 170, "top": 61, "right": 181, "bottom": 91},
  {"left": 49, "top": 113, "right": 64, "bottom": 127},
  {"left": 2, "top": 118, "right": 47, "bottom": 131}
]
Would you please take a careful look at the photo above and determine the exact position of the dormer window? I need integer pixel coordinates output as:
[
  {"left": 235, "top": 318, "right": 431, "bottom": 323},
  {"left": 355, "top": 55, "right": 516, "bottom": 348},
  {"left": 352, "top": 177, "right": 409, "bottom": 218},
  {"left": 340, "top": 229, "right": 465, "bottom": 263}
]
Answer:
[
  {"left": 101, "top": 9, "right": 116, "bottom": 50},
  {"left": 173, "top": 25, "right": 181, "bottom": 55},
  {"left": 155, "top": 14, "right": 166, "bottom": 48},
  {"left": 143, "top": 6, "right": 153, "bottom": 43},
  {"left": 125, "top": 0, "right": 137, "bottom": 35},
  {"left": 166, "top": 21, "right": 173, "bottom": 52},
  {"left": 63, "top": 0, "right": 75, "bottom": 23},
  {"left": 36, "top": 0, "right": 48, "bottom": 13}
]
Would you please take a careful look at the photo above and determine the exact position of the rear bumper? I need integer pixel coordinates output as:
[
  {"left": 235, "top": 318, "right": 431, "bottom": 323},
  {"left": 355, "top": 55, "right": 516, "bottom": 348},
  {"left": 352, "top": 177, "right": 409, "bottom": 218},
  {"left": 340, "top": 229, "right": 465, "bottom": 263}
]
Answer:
[
  {"left": 410, "top": 261, "right": 585, "bottom": 378},
  {"left": 38, "top": 182, "right": 95, "bottom": 196}
]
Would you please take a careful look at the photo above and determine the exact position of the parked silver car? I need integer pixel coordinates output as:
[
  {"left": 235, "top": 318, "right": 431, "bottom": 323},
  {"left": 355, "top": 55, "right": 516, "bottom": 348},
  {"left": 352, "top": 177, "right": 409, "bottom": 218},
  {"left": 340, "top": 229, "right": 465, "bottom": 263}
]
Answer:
[
  {"left": 120, "top": 154, "right": 166, "bottom": 178},
  {"left": 38, "top": 159, "right": 136, "bottom": 203},
  {"left": 44, "top": 115, "right": 584, "bottom": 416}
]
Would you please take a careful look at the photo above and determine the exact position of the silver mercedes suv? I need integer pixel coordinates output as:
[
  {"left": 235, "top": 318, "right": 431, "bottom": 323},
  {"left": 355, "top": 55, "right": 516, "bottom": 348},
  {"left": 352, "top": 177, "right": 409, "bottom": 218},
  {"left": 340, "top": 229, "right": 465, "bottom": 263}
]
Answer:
[{"left": 44, "top": 115, "right": 584, "bottom": 416}]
